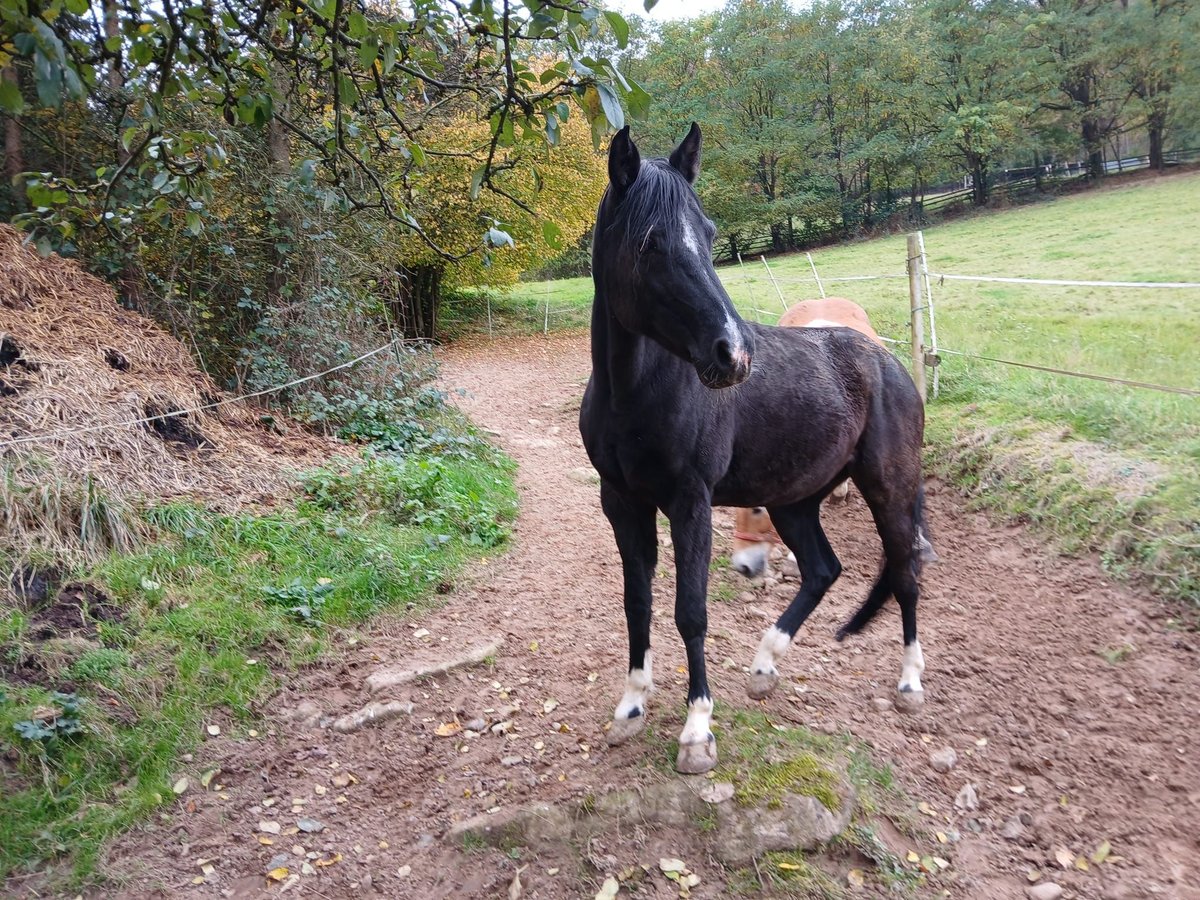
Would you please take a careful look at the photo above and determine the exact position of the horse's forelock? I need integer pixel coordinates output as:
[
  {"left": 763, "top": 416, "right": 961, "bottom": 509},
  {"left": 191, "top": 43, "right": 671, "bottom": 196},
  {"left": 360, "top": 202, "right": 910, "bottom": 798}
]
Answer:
[{"left": 601, "top": 160, "right": 699, "bottom": 257}]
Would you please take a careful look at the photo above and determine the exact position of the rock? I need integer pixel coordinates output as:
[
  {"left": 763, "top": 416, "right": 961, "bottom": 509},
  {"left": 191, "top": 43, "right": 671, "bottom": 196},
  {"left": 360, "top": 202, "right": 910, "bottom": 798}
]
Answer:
[
  {"left": 871, "top": 697, "right": 893, "bottom": 713},
  {"left": 737, "top": 592, "right": 755, "bottom": 604},
  {"left": 1026, "top": 883, "right": 1063, "bottom": 900},
  {"left": 330, "top": 700, "right": 414, "bottom": 733},
  {"left": 501, "top": 755, "right": 524, "bottom": 767},
  {"left": 285, "top": 700, "right": 323, "bottom": 729},
  {"left": 1000, "top": 816, "right": 1025, "bottom": 840},
  {"left": 366, "top": 638, "right": 504, "bottom": 693},
  {"left": 929, "top": 748, "right": 958, "bottom": 773},
  {"left": 567, "top": 467, "right": 600, "bottom": 485},
  {"left": 699, "top": 781, "right": 735, "bottom": 804},
  {"left": 894, "top": 690, "right": 925, "bottom": 713},
  {"left": 267, "top": 853, "right": 291, "bottom": 873},
  {"left": 954, "top": 783, "right": 979, "bottom": 810},
  {"left": 297, "top": 818, "right": 325, "bottom": 833},
  {"left": 779, "top": 556, "right": 799, "bottom": 578},
  {"left": 464, "top": 718, "right": 487, "bottom": 733}
]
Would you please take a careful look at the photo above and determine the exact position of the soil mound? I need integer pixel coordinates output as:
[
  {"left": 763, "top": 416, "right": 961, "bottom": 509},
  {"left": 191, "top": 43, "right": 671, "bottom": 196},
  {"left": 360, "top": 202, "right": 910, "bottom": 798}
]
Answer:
[{"left": 0, "top": 224, "right": 337, "bottom": 567}]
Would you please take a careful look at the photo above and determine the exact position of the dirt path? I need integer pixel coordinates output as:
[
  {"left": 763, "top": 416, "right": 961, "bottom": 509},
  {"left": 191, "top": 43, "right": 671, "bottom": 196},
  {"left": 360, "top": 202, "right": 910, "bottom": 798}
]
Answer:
[{"left": 108, "top": 331, "right": 1199, "bottom": 900}]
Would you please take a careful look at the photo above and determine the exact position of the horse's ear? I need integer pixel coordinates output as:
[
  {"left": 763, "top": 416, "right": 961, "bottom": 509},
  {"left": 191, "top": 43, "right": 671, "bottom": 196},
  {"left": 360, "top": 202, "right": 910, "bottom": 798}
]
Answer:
[
  {"left": 608, "top": 125, "right": 640, "bottom": 193},
  {"left": 669, "top": 122, "right": 702, "bottom": 184}
]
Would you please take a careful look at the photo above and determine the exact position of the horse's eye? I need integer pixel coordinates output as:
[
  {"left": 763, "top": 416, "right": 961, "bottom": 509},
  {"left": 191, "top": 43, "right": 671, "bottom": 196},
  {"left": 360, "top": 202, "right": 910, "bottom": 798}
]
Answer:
[{"left": 752, "top": 506, "right": 766, "bottom": 514}]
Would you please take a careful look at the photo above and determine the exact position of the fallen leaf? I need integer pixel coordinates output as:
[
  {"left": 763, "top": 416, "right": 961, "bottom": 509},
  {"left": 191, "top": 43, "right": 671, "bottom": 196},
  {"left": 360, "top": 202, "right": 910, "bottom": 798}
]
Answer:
[
  {"left": 316, "top": 853, "right": 343, "bottom": 867},
  {"left": 201, "top": 864, "right": 215, "bottom": 876},
  {"left": 777, "top": 862, "right": 801, "bottom": 871},
  {"left": 936, "top": 831, "right": 948, "bottom": 843},
  {"left": 918, "top": 801, "right": 936, "bottom": 816},
  {"left": 509, "top": 866, "right": 524, "bottom": 900},
  {"left": 847, "top": 868, "right": 865, "bottom": 887},
  {"left": 932, "top": 857, "right": 950, "bottom": 870},
  {"left": 595, "top": 875, "right": 619, "bottom": 899},
  {"left": 331, "top": 773, "right": 352, "bottom": 788},
  {"left": 906, "top": 851, "right": 920, "bottom": 864},
  {"left": 659, "top": 858, "right": 687, "bottom": 874},
  {"left": 258, "top": 836, "right": 275, "bottom": 846},
  {"left": 1075, "top": 856, "right": 1090, "bottom": 871},
  {"left": 1054, "top": 847, "right": 1075, "bottom": 869},
  {"left": 200, "top": 768, "right": 220, "bottom": 789},
  {"left": 529, "top": 641, "right": 539, "bottom": 652},
  {"left": 172, "top": 777, "right": 189, "bottom": 795},
  {"left": 543, "top": 699, "right": 559, "bottom": 714},
  {"left": 1092, "top": 840, "right": 1112, "bottom": 864},
  {"left": 192, "top": 876, "right": 205, "bottom": 885},
  {"left": 267, "top": 867, "right": 289, "bottom": 881},
  {"left": 683, "top": 873, "right": 701, "bottom": 887},
  {"left": 435, "top": 722, "right": 462, "bottom": 737},
  {"left": 259, "top": 821, "right": 282, "bottom": 835},
  {"left": 206, "top": 724, "right": 221, "bottom": 737}
]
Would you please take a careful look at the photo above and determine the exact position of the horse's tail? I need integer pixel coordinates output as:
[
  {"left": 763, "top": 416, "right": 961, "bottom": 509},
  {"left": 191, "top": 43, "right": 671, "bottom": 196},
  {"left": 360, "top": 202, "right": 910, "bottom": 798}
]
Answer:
[{"left": 835, "top": 483, "right": 936, "bottom": 641}]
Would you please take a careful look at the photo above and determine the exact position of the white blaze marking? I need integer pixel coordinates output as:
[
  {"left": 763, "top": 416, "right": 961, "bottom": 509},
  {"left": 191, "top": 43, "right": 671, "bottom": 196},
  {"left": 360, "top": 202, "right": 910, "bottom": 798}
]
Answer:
[
  {"left": 750, "top": 625, "right": 792, "bottom": 675},
  {"left": 614, "top": 649, "right": 654, "bottom": 720},
  {"left": 803, "top": 319, "right": 844, "bottom": 329},
  {"left": 680, "top": 216, "right": 702, "bottom": 257},
  {"left": 679, "top": 696, "right": 713, "bottom": 745},
  {"left": 898, "top": 640, "right": 925, "bottom": 693}
]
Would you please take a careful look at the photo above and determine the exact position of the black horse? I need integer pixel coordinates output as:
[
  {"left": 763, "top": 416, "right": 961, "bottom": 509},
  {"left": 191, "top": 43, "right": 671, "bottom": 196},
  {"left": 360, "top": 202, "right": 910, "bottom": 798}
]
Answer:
[{"left": 580, "top": 125, "right": 932, "bottom": 774}]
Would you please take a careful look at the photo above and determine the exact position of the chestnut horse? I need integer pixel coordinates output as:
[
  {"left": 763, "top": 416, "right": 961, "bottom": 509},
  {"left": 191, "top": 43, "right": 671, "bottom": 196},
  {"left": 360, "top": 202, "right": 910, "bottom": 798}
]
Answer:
[{"left": 730, "top": 298, "right": 883, "bottom": 578}]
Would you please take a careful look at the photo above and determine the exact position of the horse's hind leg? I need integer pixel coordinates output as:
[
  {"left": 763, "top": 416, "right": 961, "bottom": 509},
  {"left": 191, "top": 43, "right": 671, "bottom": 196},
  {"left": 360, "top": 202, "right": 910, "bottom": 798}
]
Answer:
[
  {"left": 747, "top": 500, "right": 841, "bottom": 700},
  {"left": 600, "top": 482, "right": 658, "bottom": 745}
]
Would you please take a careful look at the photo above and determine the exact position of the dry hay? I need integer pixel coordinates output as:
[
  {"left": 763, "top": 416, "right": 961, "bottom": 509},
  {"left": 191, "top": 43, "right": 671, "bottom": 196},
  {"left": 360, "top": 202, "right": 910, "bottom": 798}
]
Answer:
[{"left": 0, "top": 224, "right": 339, "bottom": 565}]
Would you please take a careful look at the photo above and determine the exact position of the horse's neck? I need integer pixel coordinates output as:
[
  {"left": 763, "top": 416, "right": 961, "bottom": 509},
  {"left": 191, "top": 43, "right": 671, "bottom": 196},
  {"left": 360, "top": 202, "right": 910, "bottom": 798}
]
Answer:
[{"left": 590, "top": 289, "right": 670, "bottom": 407}]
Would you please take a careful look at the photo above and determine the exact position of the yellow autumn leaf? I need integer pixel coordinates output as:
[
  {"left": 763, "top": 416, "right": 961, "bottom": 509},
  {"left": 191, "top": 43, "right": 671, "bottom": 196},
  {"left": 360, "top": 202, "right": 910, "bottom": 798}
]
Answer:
[
  {"left": 776, "top": 862, "right": 801, "bottom": 871},
  {"left": 1075, "top": 856, "right": 1089, "bottom": 871},
  {"left": 847, "top": 868, "right": 865, "bottom": 886},
  {"left": 267, "top": 867, "right": 289, "bottom": 881},
  {"left": 434, "top": 721, "right": 462, "bottom": 737},
  {"left": 315, "top": 852, "right": 343, "bottom": 867},
  {"left": 1092, "top": 840, "right": 1112, "bottom": 864},
  {"left": 906, "top": 851, "right": 920, "bottom": 864}
]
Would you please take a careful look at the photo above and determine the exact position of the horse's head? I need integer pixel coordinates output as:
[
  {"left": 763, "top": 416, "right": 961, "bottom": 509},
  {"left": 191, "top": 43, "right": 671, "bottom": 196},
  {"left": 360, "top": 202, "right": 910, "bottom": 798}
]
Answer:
[
  {"left": 593, "top": 124, "right": 754, "bottom": 389},
  {"left": 731, "top": 506, "right": 776, "bottom": 578}
]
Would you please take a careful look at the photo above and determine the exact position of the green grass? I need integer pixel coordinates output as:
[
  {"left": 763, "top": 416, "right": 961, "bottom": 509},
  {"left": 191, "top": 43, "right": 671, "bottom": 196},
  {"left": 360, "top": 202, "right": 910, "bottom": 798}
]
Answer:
[
  {"left": 498, "top": 172, "right": 1200, "bottom": 604},
  {"left": 0, "top": 446, "right": 516, "bottom": 886}
]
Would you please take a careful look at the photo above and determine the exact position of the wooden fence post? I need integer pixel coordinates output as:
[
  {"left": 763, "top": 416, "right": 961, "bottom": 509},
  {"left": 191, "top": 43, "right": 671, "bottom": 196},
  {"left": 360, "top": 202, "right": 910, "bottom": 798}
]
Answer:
[{"left": 906, "top": 232, "right": 928, "bottom": 403}]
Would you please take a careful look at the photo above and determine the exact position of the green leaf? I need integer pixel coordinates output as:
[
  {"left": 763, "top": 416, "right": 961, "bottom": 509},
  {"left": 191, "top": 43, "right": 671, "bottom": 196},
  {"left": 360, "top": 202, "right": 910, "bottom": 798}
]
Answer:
[
  {"left": 603, "top": 11, "right": 630, "bottom": 49},
  {"left": 644, "top": 0, "right": 659, "bottom": 10},
  {"left": 626, "top": 81, "right": 652, "bottom": 120},
  {"left": 185, "top": 210, "right": 203, "bottom": 235},
  {"left": 65, "top": 0, "right": 90, "bottom": 15},
  {"left": 596, "top": 82, "right": 624, "bottom": 131},
  {"left": 541, "top": 220, "right": 563, "bottom": 250},
  {"left": 0, "top": 79, "right": 23, "bottom": 115},
  {"left": 470, "top": 165, "right": 487, "bottom": 200},
  {"left": 357, "top": 36, "right": 379, "bottom": 70}
]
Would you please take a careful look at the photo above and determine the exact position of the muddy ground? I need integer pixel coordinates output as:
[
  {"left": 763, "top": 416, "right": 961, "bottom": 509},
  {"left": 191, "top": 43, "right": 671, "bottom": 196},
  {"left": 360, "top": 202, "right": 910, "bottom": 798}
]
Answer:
[{"left": 101, "top": 331, "right": 1200, "bottom": 899}]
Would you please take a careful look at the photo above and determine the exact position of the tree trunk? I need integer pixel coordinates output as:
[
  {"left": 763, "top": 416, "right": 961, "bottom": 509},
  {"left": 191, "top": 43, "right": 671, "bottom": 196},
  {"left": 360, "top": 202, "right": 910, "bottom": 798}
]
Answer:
[
  {"left": 1081, "top": 113, "right": 1105, "bottom": 181},
  {"left": 770, "top": 222, "right": 783, "bottom": 252},
  {"left": 265, "top": 114, "right": 293, "bottom": 309},
  {"left": 1148, "top": 107, "right": 1166, "bottom": 172},
  {"left": 2, "top": 66, "right": 25, "bottom": 213},
  {"left": 395, "top": 264, "right": 444, "bottom": 341},
  {"left": 971, "top": 158, "right": 989, "bottom": 206}
]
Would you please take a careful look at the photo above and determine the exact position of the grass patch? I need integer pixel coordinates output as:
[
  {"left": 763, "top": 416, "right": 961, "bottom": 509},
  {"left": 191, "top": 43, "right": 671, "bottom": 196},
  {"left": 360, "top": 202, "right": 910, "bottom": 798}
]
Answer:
[
  {"left": 505, "top": 171, "right": 1200, "bottom": 605},
  {"left": 0, "top": 444, "right": 516, "bottom": 886}
]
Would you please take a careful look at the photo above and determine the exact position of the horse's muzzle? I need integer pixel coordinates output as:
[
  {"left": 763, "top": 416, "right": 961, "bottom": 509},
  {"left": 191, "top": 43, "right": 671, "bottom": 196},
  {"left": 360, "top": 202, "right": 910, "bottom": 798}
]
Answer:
[{"left": 699, "top": 335, "right": 753, "bottom": 388}]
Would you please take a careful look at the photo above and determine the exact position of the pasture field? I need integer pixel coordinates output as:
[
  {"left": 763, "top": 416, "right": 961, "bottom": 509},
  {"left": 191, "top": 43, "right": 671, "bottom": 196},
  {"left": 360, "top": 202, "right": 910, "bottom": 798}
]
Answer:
[{"left": 496, "top": 172, "right": 1200, "bottom": 604}]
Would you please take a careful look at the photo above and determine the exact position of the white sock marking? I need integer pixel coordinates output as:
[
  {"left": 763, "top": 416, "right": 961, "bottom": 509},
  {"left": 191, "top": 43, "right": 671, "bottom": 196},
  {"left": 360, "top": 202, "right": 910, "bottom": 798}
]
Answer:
[
  {"left": 899, "top": 640, "right": 925, "bottom": 693},
  {"left": 615, "top": 650, "right": 653, "bottom": 720},
  {"left": 750, "top": 625, "right": 792, "bottom": 676},
  {"left": 679, "top": 696, "right": 713, "bottom": 745}
]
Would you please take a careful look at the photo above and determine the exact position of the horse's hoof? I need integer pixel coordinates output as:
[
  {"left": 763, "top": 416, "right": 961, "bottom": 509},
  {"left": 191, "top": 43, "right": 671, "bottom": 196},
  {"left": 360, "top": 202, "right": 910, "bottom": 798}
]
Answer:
[
  {"left": 606, "top": 714, "right": 646, "bottom": 746},
  {"left": 747, "top": 671, "right": 779, "bottom": 701},
  {"left": 675, "top": 735, "right": 718, "bottom": 774},
  {"left": 894, "top": 689, "right": 925, "bottom": 713}
]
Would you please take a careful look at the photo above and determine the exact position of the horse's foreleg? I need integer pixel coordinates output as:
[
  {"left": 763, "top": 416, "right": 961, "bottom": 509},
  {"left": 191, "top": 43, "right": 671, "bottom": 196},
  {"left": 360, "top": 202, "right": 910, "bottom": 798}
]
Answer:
[
  {"left": 666, "top": 493, "right": 717, "bottom": 775},
  {"left": 748, "top": 501, "right": 841, "bottom": 700},
  {"left": 601, "top": 482, "right": 658, "bottom": 746}
]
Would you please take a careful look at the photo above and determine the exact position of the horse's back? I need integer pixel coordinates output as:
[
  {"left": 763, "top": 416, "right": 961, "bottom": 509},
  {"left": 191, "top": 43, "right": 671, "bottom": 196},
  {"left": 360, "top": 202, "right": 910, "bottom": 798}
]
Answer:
[{"left": 778, "top": 297, "right": 881, "bottom": 345}]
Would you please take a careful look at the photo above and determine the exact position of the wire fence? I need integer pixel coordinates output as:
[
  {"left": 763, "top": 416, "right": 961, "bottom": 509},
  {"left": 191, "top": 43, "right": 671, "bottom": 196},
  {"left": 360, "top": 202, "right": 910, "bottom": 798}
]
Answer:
[{"left": 779, "top": 235, "right": 1200, "bottom": 400}]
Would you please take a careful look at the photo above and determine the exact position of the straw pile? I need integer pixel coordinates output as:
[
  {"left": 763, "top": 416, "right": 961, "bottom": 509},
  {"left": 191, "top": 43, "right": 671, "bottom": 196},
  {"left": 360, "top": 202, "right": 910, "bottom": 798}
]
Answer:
[{"left": 0, "top": 224, "right": 339, "bottom": 556}]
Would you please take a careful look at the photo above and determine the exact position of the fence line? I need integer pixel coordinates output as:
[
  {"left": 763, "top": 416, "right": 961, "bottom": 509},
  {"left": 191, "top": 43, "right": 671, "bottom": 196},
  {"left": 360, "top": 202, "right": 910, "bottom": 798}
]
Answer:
[
  {"left": 933, "top": 347, "right": 1200, "bottom": 397},
  {"left": 931, "top": 273, "right": 1200, "bottom": 290},
  {"left": 0, "top": 338, "right": 408, "bottom": 451}
]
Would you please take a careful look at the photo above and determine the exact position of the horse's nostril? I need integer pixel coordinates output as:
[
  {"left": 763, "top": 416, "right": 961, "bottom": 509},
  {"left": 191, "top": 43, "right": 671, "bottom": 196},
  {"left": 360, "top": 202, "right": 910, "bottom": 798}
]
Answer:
[
  {"left": 713, "top": 338, "right": 734, "bottom": 368},
  {"left": 735, "top": 563, "right": 751, "bottom": 576}
]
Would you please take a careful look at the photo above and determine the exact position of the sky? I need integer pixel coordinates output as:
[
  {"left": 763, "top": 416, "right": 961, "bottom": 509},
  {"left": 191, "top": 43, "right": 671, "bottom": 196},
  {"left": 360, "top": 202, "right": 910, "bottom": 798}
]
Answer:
[{"left": 605, "top": 0, "right": 727, "bottom": 20}]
